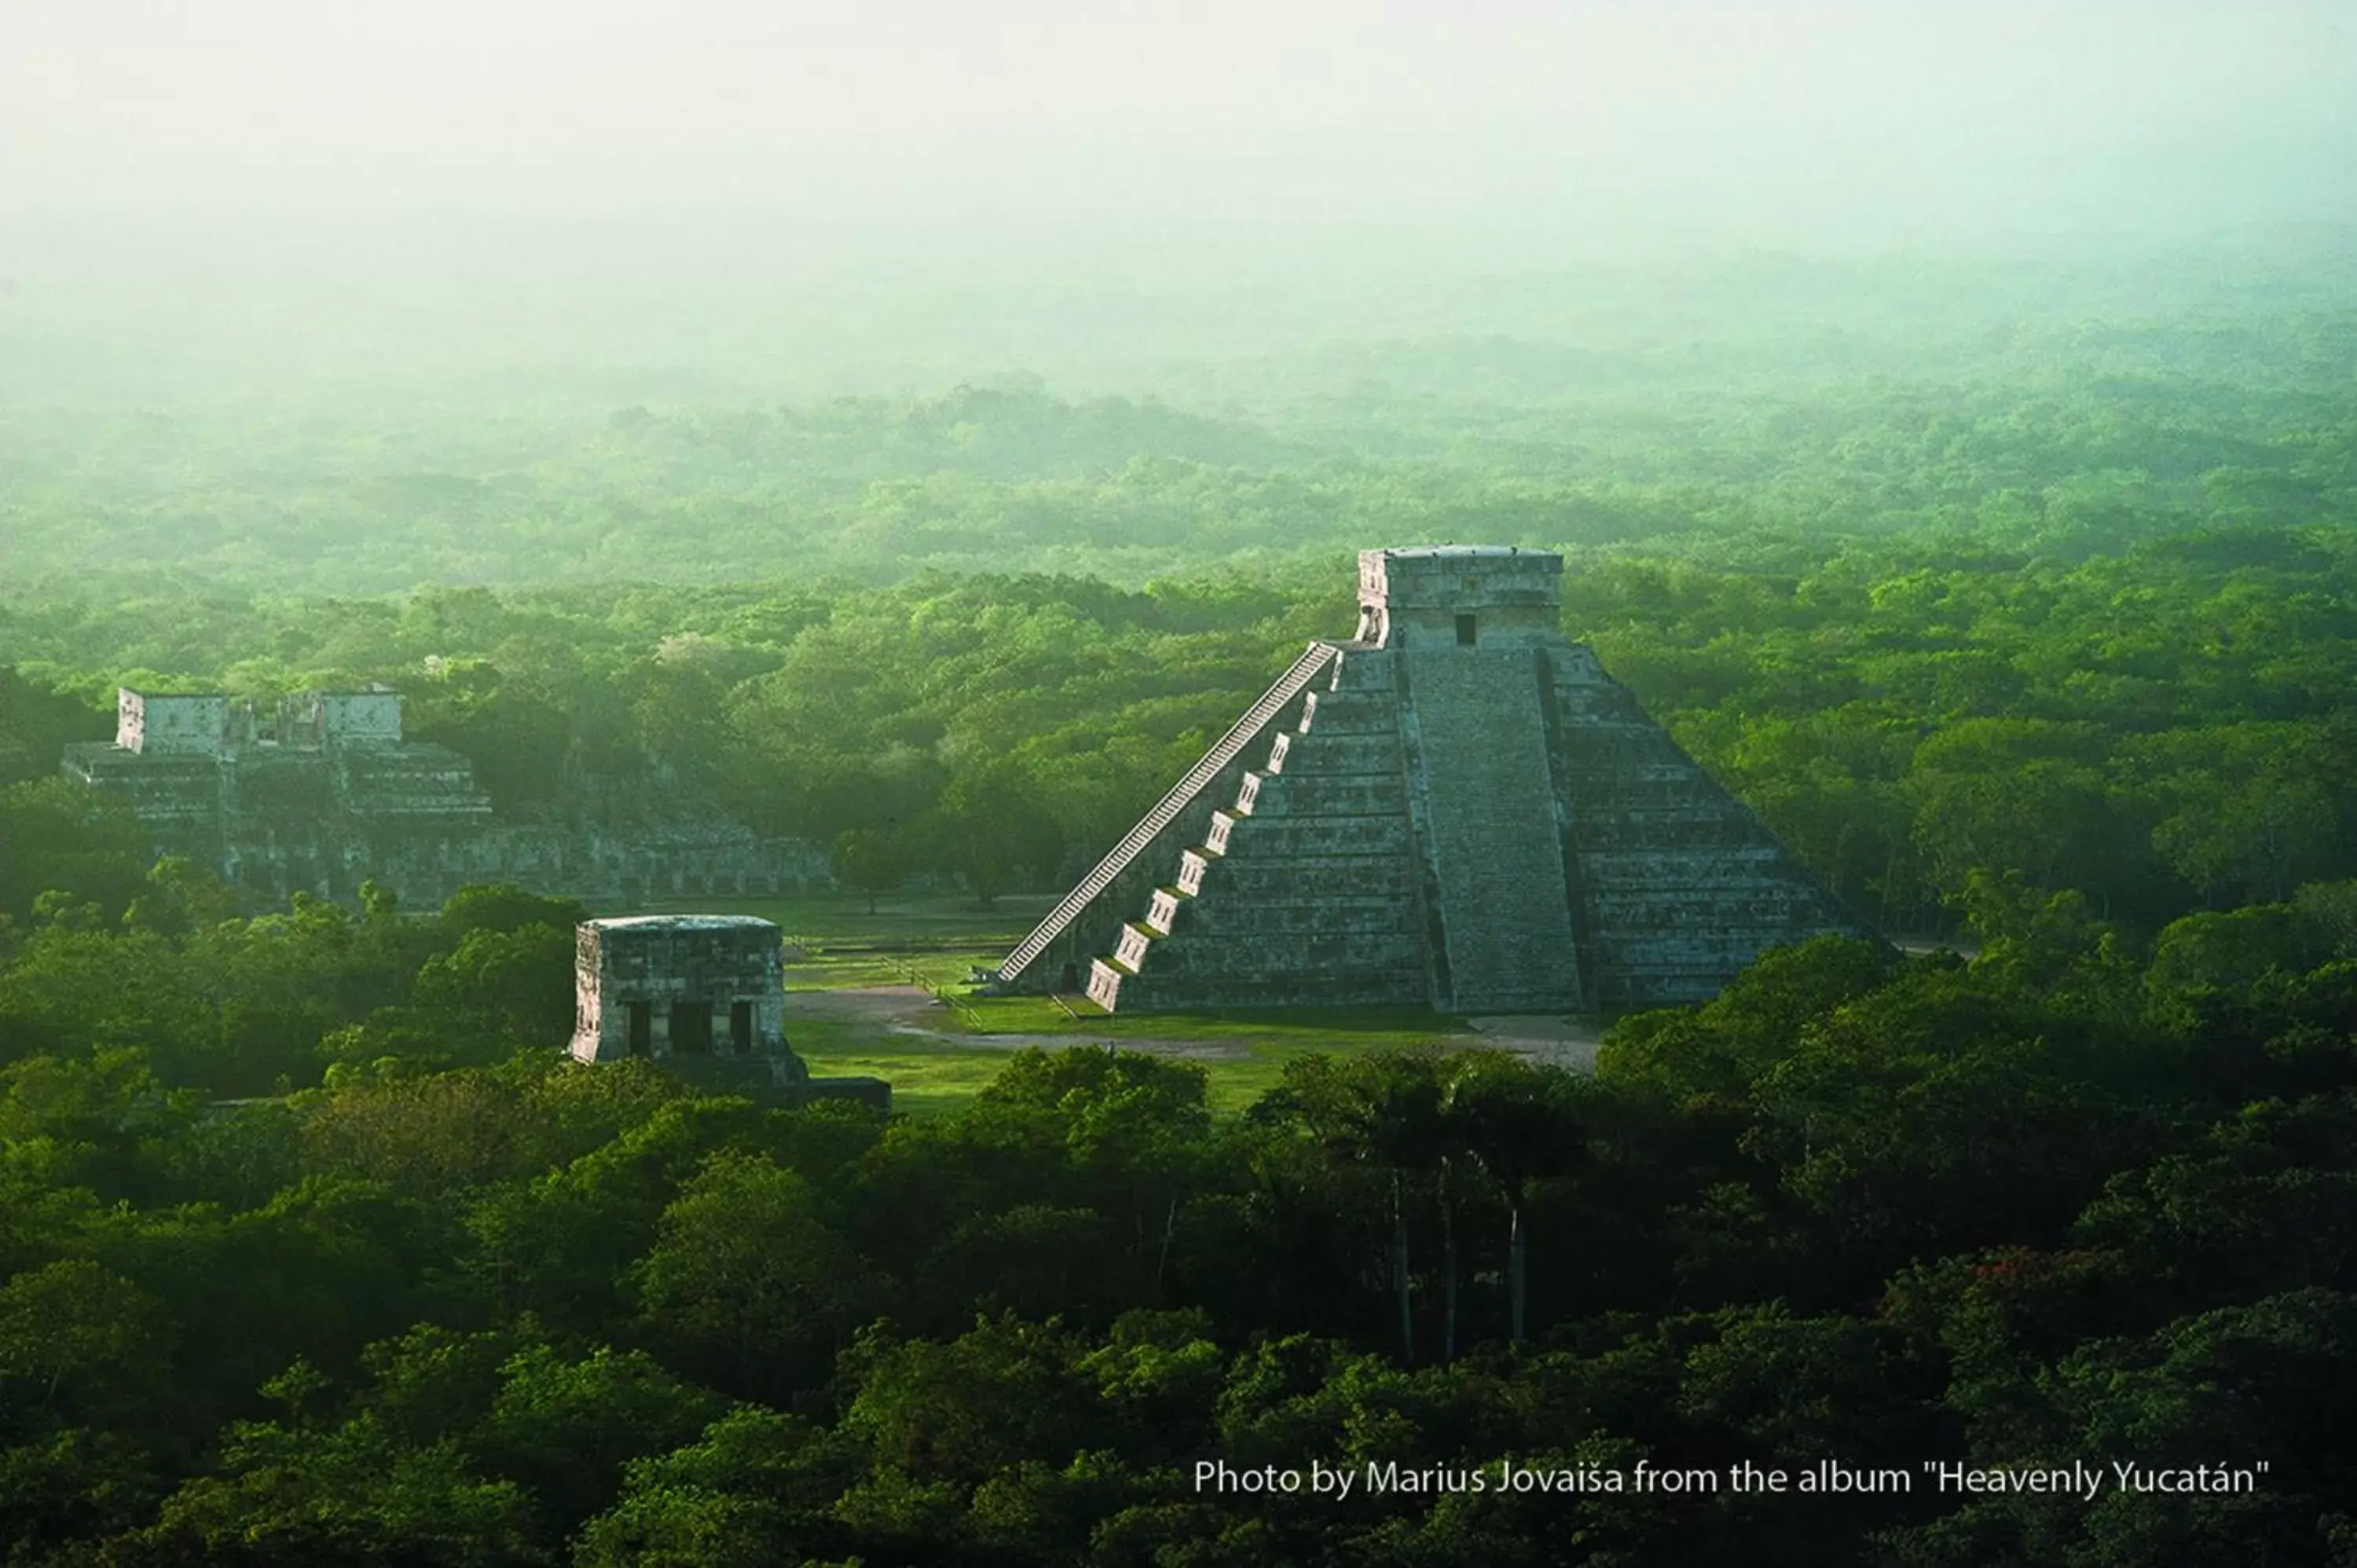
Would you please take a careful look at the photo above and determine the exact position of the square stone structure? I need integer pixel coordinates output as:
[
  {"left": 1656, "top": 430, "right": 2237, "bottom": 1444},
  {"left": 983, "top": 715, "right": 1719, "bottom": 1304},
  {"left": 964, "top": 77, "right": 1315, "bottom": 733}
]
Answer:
[
  {"left": 570, "top": 914, "right": 793, "bottom": 1065},
  {"left": 997, "top": 544, "right": 1877, "bottom": 1013},
  {"left": 569, "top": 914, "right": 890, "bottom": 1108}
]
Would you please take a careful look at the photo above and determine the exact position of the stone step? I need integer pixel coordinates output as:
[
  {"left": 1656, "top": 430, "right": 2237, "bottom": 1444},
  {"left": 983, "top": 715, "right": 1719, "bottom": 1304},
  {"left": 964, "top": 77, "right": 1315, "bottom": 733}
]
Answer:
[
  {"left": 1195, "top": 856, "right": 1415, "bottom": 899},
  {"left": 1297, "top": 688, "right": 1400, "bottom": 735},
  {"left": 1274, "top": 731, "right": 1406, "bottom": 775},
  {"left": 1130, "top": 929, "right": 1428, "bottom": 980},
  {"left": 1148, "top": 895, "right": 1421, "bottom": 937},
  {"left": 1403, "top": 646, "right": 1584, "bottom": 1013},
  {"left": 1214, "top": 812, "right": 1412, "bottom": 860},
  {"left": 1245, "top": 773, "right": 1408, "bottom": 816}
]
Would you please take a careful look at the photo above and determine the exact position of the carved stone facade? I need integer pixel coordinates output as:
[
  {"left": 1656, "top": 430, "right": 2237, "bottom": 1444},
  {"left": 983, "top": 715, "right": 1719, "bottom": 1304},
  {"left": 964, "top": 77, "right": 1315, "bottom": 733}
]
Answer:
[{"left": 1001, "top": 546, "right": 1875, "bottom": 1013}]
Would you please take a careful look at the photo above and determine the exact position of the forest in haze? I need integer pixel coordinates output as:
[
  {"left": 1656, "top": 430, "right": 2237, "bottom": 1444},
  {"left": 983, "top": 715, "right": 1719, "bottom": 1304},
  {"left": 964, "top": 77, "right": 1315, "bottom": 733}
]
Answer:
[{"left": 5, "top": 229, "right": 2357, "bottom": 1564}]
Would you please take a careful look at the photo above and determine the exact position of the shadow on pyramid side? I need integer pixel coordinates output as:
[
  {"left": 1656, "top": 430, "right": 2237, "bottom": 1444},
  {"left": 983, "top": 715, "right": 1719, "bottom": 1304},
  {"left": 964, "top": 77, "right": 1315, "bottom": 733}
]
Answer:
[{"left": 994, "top": 546, "right": 1877, "bottom": 1014}]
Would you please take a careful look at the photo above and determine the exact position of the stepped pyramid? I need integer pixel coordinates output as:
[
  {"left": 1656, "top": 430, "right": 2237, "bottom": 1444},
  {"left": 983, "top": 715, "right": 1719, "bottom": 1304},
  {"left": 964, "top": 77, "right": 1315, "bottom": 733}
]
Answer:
[{"left": 995, "top": 547, "right": 1871, "bottom": 1013}]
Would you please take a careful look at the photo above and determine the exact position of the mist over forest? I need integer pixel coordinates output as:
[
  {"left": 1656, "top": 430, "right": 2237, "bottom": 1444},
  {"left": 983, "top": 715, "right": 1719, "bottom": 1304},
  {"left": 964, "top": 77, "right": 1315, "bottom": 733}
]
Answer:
[
  {"left": 7, "top": 3, "right": 2357, "bottom": 1564},
  {"left": 5, "top": 216, "right": 2352, "bottom": 594}
]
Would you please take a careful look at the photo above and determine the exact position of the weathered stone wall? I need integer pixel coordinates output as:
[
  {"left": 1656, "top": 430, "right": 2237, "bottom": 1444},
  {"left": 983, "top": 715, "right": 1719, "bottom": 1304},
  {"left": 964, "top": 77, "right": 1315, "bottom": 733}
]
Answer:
[
  {"left": 62, "top": 745, "right": 221, "bottom": 831},
  {"left": 334, "top": 744, "right": 496, "bottom": 821},
  {"left": 116, "top": 691, "right": 228, "bottom": 756},
  {"left": 1360, "top": 545, "right": 1563, "bottom": 649},
  {"left": 282, "top": 688, "right": 404, "bottom": 748}
]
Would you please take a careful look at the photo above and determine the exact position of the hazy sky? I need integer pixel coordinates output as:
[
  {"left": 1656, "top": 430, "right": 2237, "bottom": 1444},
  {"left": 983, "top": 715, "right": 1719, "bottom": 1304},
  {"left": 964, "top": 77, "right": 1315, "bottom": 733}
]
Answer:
[{"left": 5, "top": 0, "right": 2352, "bottom": 240}]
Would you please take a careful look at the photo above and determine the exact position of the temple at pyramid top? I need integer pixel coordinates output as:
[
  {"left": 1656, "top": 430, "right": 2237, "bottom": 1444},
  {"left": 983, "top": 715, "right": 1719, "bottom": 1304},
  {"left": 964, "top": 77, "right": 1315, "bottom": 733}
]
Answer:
[
  {"left": 1351, "top": 544, "right": 1566, "bottom": 647},
  {"left": 994, "top": 546, "right": 1872, "bottom": 1013}
]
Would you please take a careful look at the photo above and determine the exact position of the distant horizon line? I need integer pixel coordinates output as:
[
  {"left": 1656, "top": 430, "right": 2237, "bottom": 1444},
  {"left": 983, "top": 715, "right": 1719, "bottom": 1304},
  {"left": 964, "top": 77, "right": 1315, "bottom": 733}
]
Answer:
[{"left": 2, "top": 205, "right": 2351, "bottom": 259}]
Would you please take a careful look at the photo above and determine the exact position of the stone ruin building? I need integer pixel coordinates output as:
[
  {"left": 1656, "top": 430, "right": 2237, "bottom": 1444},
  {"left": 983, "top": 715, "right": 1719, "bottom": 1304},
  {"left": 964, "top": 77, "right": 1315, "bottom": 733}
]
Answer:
[
  {"left": 62, "top": 685, "right": 826, "bottom": 909},
  {"left": 63, "top": 686, "right": 492, "bottom": 897},
  {"left": 570, "top": 914, "right": 889, "bottom": 1108},
  {"left": 995, "top": 545, "right": 1874, "bottom": 1013}
]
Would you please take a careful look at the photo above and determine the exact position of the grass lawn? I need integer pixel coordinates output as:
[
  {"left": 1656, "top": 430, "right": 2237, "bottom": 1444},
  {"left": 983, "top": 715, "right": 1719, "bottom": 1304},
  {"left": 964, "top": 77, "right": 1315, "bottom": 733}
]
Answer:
[
  {"left": 623, "top": 891, "right": 1045, "bottom": 990},
  {"left": 620, "top": 890, "right": 1050, "bottom": 946},
  {"left": 784, "top": 1017, "right": 1018, "bottom": 1119}
]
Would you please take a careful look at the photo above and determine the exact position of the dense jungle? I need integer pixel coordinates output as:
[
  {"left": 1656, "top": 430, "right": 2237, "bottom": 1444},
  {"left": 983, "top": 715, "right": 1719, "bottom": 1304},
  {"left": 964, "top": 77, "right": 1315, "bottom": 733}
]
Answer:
[{"left": 5, "top": 232, "right": 2357, "bottom": 1564}]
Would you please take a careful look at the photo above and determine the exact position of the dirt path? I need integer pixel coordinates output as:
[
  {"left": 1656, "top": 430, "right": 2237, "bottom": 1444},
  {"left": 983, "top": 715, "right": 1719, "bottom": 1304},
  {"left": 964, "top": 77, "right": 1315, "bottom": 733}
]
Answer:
[
  {"left": 790, "top": 984, "right": 1261, "bottom": 1059},
  {"left": 790, "top": 985, "right": 1601, "bottom": 1070}
]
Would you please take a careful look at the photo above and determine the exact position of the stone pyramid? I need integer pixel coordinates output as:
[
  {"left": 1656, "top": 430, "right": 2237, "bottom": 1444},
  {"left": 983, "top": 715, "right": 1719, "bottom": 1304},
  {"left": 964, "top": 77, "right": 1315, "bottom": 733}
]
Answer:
[{"left": 995, "top": 547, "right": 1871, "bottom": 1013}]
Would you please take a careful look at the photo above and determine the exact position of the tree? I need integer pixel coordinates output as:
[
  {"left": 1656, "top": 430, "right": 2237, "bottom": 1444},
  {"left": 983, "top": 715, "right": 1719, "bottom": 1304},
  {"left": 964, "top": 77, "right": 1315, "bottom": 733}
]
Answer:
[
  {"left": 1446, "top": 1056, "right": 1585, "bottom": 1344},
  {"left": 2132, "top": 725, "right": 2351, "bottom": 906},
  {"left": 412, "top": 922, "right": 578, "bottom": 1042},
  {"left": 140, "top": 1412, "right": 539, "bottom": 1566},
  {"left": 469, "top": 1344, "right": 727, "bottom": 1544},
  {"left": 438, "top": 882, "right": 589, "bottom": 939},
  {"left": 840, "top": 1314, "right": 1104, "bottom": 1489},
  {"left": 1260, "top": 1053, "right": 1453, "bottom": 1364},
  {"left": 574, "top": 1408, "right": 847, "bottom": 1568},
  {"left": 831, "top": 826, "right": 907, "bottom": 914},
  {"left": 2147, "top": 904, "right": 2329, "bottom": 996},
  {"left": 923, "top": 757, "right": 1064, "bottom": 909},
  {"left": 0, "top": 1258, "right": 176, "bottom": 1430},
  {"left": 634, "top": 1150, "right": 868, "bottom": 1404},
  {"left": 0, "top": 779, "right": 151, "bottom": 926}
]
